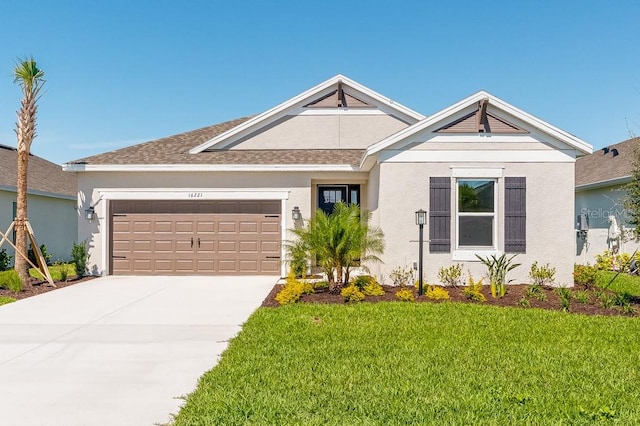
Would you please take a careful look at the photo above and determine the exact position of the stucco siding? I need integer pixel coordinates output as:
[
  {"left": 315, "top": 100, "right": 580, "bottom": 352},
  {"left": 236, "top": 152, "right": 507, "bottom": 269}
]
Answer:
[
  {"left": 0, "top": 190, "right": 77, "bottom": 264},
  {"left": 77, "top": 171, "right": 369, "bottom": 275},
  {"left": 228, "top": 114, "right": 408, "bottom": 150},
  {"left": 375, "top": 162, "right": 575, "bottom": 286},
  {"left": 575, "top": 185, "right": 640, "bottom": 263}
]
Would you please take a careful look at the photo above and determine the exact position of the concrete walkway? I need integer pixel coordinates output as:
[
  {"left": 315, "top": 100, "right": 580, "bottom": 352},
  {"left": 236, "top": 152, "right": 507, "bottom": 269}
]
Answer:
[{"left": 0, "top": 275, "right": 276, "bottom": 426}]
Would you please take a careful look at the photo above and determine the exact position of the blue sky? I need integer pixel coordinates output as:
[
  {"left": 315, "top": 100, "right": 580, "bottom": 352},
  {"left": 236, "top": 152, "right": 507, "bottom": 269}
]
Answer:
[{"left": 0, "top": 0, "right": 638, "bottom": 165}]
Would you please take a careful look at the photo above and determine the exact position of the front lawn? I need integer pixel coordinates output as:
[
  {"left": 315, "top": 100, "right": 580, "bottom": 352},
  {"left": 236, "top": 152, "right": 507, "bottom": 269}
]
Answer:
[
  {"left": 597, "top": 270, "right": 640, "bottom": 296},
  {"left": 174, "top": 303, "right": 640, "bottom": 425},
  {"left": 0, "top": 296, "right": 15, "bottom": 306}
]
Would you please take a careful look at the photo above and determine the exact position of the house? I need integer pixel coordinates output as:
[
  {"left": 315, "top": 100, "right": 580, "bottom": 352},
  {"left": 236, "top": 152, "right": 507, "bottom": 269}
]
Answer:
[
  {"left": 0, "top": 144, "right": 77, "bottom": 263},
  {"left": 63, "top": 75, "right": 592, "bottom": 284},
  {"left": 575, "top": 137, "right": 640, "bottom": 263}
]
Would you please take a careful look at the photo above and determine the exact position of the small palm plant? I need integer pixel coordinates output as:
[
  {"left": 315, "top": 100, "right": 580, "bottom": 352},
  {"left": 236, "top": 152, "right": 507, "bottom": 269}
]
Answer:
[
  {"left": 288, "top": 203, "right": 384, "bottom": 293},
  {"left": 475, "top": 253, "right": 521, "bottom": 298}
]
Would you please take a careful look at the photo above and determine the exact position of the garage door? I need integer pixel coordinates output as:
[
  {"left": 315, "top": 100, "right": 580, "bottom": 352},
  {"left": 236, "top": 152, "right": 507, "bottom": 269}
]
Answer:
[{"left": 110, "top": 200, "right": 281, "bottom": 275}]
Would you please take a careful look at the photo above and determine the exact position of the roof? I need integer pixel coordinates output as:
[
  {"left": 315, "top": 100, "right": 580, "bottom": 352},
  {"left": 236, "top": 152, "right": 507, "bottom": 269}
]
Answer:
[
  {"left": 69, "top": 116, "right": 364, "bottom": 169},
  {"left": 361, "top": 90, "right": 593, "bottom": 170},
  {"left": 0, "top": 144, "right": 76, "bottom": 198},
  {"left": 575, "top": 137, "right": 638, "bottom": 189}
]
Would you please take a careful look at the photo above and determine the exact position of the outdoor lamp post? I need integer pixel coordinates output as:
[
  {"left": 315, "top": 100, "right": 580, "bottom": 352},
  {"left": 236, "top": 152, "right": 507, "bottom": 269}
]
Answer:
[{"left": 415, "top": 209, "right": 427, "bottom": 296}]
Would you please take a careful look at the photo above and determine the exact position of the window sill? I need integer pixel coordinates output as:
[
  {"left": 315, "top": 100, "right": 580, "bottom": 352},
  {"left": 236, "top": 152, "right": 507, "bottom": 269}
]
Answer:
[{"left": 452, "top": 249, "right": 501, "bottom": 261}]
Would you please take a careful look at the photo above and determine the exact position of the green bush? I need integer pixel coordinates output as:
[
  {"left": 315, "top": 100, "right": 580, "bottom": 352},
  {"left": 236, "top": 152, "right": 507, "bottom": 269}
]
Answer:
[
  {"left": 395, "top": 288, "right": 414, "bottom": 302},
  {"left": 529, "top": 261, "right": 556, "bottom": 286},
  {"left": 352, "top": 275, "right": 384, "bottom": 296},
  {"left": 437, "top": 264, "right": 463, "bottom": 287},
  {"left": 341, "top": 285, "right": 365, "bottom": 303},
  {"left": 463, "top": 275, "right": 486, "bottom": 302},
  {"left": 0, "top": 270, "right": 22, "bottom": 293},
  {"left": 389, "top": 265, "right": 414, "bottom": 287},
  {"left": 475, "top": 253, "right": 521, "bottom": 298},
  {"left": 595, "top": 250, "right": 636, "bottom": 272},
  {"left": 556, "top": 287, "right": 571, "bottom": 312},
  {"left": 71, "top": 241, "right": 90, "bottom": 277},
  {"left": 287, "top": 241, "right": 308, "bottom": 278},
  {"left": 573, "top": 264, "right": 598, "bottom": 288},
  {"left": 275, "top": 281, "right": 305, "bottom": 305},
  {"left": 518, "top": 297, "right": 531, "bottom": 307},
  {"left": 426, "top": 286, "right": 450, "bottom": 300},
  {"left": 0, "top": 248, "right": 12, "bottom": 271},
  {"left": 27, "top": 244, "right": 51, "bottom": 266},
  {"left": 525, "top": 284, "right": 547, "bottom": 301},
  {"left": 573, "top": 291, "right": 591, "bottom": 304}
]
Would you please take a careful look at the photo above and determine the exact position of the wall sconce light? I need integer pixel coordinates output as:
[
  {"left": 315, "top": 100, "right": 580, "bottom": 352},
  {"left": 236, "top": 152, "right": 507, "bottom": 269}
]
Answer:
[
  {"left": 85, "top": 207, "right": 96, "bottom": 221},
  {"left": 292, "top": 206, "right": 302, "bottom": 221}
]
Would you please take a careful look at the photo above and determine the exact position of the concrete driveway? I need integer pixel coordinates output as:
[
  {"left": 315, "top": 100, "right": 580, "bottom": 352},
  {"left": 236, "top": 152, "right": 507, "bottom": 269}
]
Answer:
[{"left": 0, "top": 275, "right": 276, "bottom": 426}]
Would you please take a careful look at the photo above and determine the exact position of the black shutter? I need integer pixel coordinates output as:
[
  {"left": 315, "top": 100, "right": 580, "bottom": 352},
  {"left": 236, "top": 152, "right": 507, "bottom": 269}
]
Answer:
[
  {"left": 429, "top": 177, "right": 451, "bottom": 253},
  {"left": 505, "top": 177, "right": 526, "bottom": 253}
]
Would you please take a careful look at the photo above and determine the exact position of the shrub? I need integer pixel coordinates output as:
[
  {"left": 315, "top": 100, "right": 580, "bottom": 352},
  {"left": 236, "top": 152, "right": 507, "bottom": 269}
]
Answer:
[
  {"left": 395, "top": 288, "right": 414, "bottom": 302},
  {"left": 288, "top": 240, "right": 308, "bottom": 278},
  {"left": 595, "top": 250, "right": 634, "bottom": 272},
  {"left": 275, "top": 276, "right": 309, "bottom": 306},
  {"left": 352, "top": 275, "right": 384, "bottom": 296},
  {"left": 518, "top": 297, "right": 531, "bottom": 307},
  {"left": 595, "top": 250, "right": 614, "bottom": 271},
  {"left": 0, "top": 270, "right": 22, "bottom": 293},
  {"left": 71, "top": 241, "right": 90, "bottom": 277},
  {"left": 341, "top": 285, "right": 365, "bottom": 303},
  {"left": 59, "top": 267, "right": 68, "bottom": 282},
  {"left": 573, "top": 264, "right": 598, "bottom": 288},
  {"left": 27, "top": 244, "right": 51, "bottom": 267},
  {"left": 426, "top": 286, "right": 450, "bottom": 300},
  {"left": 574, "top": 291, "right": 590, "bottom": 304},
  {"left": 598, "top": 292, "right": 616, "bottom": 309},
  {"left": 437, "top": 264, "right": 463, "bottom": 287},
  {"left": 0, "top": 248, "right": 12, "bottom": 271},
  {"left": 525, "top": 284, "right": 547, "bottom": 302},
  {"left": 529, "top": 261, "right": 556, "bottom": 286},
  {"left": 476, "top": 253, "right": 521, "bottom": 298},
  {"left": 389, "top": 265, "right": 414, "bottom": 287},
  {"left": 556, "top": 287, "right": 571, "bottom": 312},
  {"left": 464, "top": 275, "right": 486, "bottom": 302}
]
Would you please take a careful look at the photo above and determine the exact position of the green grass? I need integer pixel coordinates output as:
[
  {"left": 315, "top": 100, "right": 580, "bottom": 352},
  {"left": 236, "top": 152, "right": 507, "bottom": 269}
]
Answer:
[
  {"left": 0, "top": 270, "right": 22, "bottom": 292},
  {"left": 174, "top": 303, "right": 640, "bottom": 425},
  {"left": 597, "top": 270, "right": 640, "bottom": 296},
  {"left": 0, "top": 296, "right": 16, "bottom": 306},
  {"left": 29, "top": 263, "right": 76, "bottom": 282}
]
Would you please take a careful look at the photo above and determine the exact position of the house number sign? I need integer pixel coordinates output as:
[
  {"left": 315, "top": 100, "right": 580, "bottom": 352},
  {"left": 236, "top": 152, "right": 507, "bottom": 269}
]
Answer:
[{"left": 188, "top": 192, "right": 203, "bottom": 198}]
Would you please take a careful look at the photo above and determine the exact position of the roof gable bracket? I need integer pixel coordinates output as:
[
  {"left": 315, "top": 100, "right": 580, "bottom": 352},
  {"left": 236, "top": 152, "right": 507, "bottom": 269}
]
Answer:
[{"left": 477, "top": 98, "right": 489, "bottom": 132}]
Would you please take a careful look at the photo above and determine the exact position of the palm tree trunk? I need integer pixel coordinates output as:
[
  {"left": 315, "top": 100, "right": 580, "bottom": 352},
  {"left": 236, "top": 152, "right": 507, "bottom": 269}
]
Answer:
[{"left": 14, "top": 147, "right": 29, "bottom": 283}]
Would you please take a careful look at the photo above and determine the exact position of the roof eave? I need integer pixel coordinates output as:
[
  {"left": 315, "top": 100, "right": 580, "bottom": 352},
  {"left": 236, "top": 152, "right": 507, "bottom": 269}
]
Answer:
[
  {"left": 575, "top": 176, "right": 632, "bottom": 191},
  {"left": 63, "top": 163, "right": 362, "bottom": 173}
]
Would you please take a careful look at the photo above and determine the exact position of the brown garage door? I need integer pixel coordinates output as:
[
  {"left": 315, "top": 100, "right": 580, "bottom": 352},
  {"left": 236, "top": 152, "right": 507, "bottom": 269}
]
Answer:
[{"left": 110, "top": 200, "right": 281, "bottom": 275}]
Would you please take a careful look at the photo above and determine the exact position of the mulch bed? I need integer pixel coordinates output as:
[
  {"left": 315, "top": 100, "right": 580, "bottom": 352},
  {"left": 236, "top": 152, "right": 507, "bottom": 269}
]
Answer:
[
  {"left": 0, "top": 276, "right": 95, "bottom": 301},
  {"left": 261, "top": 283, "right": 640, "bottom": 317}
]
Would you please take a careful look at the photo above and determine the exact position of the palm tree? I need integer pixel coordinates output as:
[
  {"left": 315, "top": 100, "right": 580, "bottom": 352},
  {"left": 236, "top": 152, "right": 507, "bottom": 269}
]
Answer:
[
  {"left": 13, "top": 57, "right": 45, "bottom": 284},
  {"left": 289, "top": 203, "right": 385, "bottom": 292}
]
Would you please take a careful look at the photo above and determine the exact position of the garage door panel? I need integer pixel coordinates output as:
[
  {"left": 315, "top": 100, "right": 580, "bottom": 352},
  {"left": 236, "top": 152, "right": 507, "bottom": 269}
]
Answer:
[{"left": 111, "top": 201, "right": 281, "bottom": 275}]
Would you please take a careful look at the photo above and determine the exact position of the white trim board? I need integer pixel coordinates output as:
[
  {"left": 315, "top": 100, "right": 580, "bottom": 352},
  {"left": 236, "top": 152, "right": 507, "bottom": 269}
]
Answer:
[
  {"left": 96, "top": 188, "right": 291, "bottom": 201},
  {"left": 380, "top": 149, "right": 576, "bottom": 163},
  {"left": 64, "top": 164, "right": 360, "bottom": 173}
]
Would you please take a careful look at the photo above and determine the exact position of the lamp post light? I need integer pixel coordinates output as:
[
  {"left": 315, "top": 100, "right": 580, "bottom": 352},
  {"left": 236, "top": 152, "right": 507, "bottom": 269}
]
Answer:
[{"left": 415, "top": 209, "right": 427, "bottom": 296}]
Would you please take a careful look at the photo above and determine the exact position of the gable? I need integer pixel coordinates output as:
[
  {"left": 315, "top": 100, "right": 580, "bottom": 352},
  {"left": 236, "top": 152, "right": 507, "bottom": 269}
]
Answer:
[
  {"left": 189, "top": 75, "right": 424, "bottom": 154},
  {"left": 436, "top": 99, "right": 527, "bottom": 134}
]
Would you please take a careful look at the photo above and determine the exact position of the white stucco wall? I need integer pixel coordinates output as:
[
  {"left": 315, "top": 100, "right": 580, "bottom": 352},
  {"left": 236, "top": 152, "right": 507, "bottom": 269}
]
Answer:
[
  {"left": 0, "top": 190, "right": 77, "bottom": 264},
  {"left": 575, "top": 185, "right": 640, "bottom": 264},
  {"left": 76, "top": 170, "right": 369, "bottom": 276},
  {"left": 372, "top": 160, "right": 576, "bottom": 287},
  {"left": 229, "top": 114, "right": 409, "bottom": 150}
]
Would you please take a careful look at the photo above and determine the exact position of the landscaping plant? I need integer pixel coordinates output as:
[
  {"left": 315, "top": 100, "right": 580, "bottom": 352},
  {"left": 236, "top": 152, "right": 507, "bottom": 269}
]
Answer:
[
  {"left": 0, "top": 270, "right": 22, "bottom": 293},
  {"left": 0, "top": 248, "right": 12, "bottom": 271},
  {"left": 389, "top": 265, "right": 414, "bottom": 287},
  {"left": 437, "top": 264, "right": 464, "bottom": 287},
  {"left": 288, "top": 203, "right": 384, "bottom": 292},
  {"left": 395, "top": 288, "right": 414, "bottom": 301},
  {"left": 425, "top": 286, "right": 450, "bottom": 300},
  {"left": 71, "top": 241, "right": 90, "bottom": 277},
  {"left": 573, "top": 264, "right": 598, "bottom": 288},
  {"left": 525, "top": 284, "right": 547, "bottom": 302},
  {"left": 0, "top": 296, "right": 16, "bottom": 306},
  {"left": 556, "top": 287, "right": 571, "bottom": 312},
  {"left": 340, "top": 284, "right": 365, "bottom": 303},
  {"left": 476, "top": 253, "right": 521, "bottom": 298},
  {"left": 463, "top": 275, "right": 486, "bottom": 302},
  {"left": 28, "top": 243, "right": 51, "bottom": 266},
  {"left": 352, "top": 275, "right": 384, "bottom": 296},
  {"left": 529, "top": 261, "right": 556, "bottom": 286}
]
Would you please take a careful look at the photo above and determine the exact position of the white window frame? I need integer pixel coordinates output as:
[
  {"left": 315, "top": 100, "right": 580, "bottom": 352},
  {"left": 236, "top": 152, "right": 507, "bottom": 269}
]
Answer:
[{"left": 453, "top": 178, "right": 499, "bottom": 261}]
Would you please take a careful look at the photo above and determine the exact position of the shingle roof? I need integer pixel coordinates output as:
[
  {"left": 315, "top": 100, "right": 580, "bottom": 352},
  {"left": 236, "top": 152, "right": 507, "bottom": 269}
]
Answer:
[
  {"left": 575, "top": 137, "right": 638, "bottom": 188},
  {"left": 71, "top": 116, "right": 365, "bottom": 167},
  {"left": 0, "top": 144, "right": 76, "bottom": 198}
]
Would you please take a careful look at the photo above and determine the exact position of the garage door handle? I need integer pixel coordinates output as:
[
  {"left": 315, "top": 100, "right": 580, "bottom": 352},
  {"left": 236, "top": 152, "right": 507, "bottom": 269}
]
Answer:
[
  {"left": 265, "top": 215, "right": 279, "bottom": 218},
  {"left": 197, "top": 238, "right": 201, "bottom": 248},
  {"left": 190, "top": 237, "right": 193, "bottom": 248},
  {"left": 266, "top": 256, "right": 281, "bottom": 259},
  {"left": 113, "top": 256, "right": 127, "bottom": 259}
]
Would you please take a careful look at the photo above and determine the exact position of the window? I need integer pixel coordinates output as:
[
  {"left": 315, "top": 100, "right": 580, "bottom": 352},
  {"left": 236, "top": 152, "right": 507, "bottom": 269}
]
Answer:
[
  {"left": 318, "top": 185, "right": 360, "bottom": 215},
  {"left": 456, "top": 180, "right": 496, "bottom": 248}
]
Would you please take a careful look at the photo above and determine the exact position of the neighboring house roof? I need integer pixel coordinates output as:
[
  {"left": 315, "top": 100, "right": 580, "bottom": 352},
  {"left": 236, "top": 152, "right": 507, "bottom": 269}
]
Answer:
[
  {"left": 0, "top": 144, "right": 76, "bottom": 199},
  {"left": 575, "top": 137, "right": 638, "bottom": 190}
]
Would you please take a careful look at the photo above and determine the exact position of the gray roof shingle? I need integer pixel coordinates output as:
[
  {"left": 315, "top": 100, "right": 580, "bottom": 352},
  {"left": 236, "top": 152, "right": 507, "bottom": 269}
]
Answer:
[
  {"left": 71, "top": 117, "right": 365, "bottom": 167},
  {"left": 575, "top": 137, "right": 638, "bottom": 188},
  {"left": 0, "top": 145, "right": 76, "bottom": 198}
]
